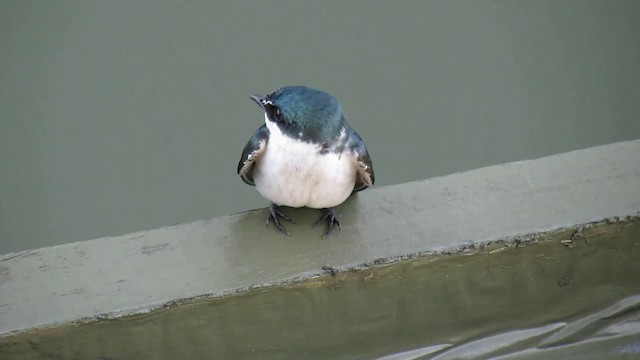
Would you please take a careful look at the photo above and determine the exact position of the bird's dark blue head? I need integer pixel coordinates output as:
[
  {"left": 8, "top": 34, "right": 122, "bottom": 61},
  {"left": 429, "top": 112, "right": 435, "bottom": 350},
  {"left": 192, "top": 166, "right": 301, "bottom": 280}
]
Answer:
[{"left": 250, "top": 86, "right": 346, "bottom": 143}]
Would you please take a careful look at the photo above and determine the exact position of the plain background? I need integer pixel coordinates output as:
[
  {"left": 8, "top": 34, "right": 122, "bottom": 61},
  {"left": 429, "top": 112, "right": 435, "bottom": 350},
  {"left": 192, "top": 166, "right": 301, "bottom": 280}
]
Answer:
[{"left": 1, "top": 1, "right": 639, "bottom": 253}]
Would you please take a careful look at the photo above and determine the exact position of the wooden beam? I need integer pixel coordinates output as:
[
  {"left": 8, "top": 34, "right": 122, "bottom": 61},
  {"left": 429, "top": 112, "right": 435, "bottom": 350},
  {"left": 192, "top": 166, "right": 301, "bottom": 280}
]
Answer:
[{"left": 1, "top": 140, "right": 639, "bottom": 336}]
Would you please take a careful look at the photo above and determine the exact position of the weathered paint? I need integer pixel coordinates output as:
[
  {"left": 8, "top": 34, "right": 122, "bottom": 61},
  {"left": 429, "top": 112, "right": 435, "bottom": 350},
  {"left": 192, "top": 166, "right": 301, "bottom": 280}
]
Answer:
[{"left": 1, "top": 140, "right": 639, "bottom": 336}]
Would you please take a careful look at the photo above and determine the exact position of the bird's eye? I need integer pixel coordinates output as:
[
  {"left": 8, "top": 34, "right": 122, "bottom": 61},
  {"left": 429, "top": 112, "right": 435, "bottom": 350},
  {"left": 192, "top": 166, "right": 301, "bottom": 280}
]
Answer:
[
  {"left": 265, "top": 103, "right": 284, "bottom": 123},
  {"left": 274, "top": 107, "right": 284, "bottom": 122}
]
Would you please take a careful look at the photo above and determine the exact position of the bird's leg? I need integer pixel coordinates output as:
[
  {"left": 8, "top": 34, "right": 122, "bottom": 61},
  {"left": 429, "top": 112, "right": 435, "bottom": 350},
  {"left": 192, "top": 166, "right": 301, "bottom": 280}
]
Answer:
[
  {"left": 266, "top": 203, "right": 295, "bottom": 235},
  {"left": 314, "top": 208, "right": 341, "bottom": 239}
]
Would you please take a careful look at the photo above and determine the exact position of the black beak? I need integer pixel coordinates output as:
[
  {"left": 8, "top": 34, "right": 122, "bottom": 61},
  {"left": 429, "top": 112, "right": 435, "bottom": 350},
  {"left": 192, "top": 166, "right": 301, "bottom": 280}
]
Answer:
[{"left": 249, "top": 94, "right": 267, "bottom": 110}]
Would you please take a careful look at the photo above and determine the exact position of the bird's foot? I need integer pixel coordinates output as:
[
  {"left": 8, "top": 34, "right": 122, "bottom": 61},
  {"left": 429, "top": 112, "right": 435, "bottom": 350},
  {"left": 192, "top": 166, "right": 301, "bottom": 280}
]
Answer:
[
  {"left": 314, "top": 208, "right": 341, "bottom": 239},
  {"left": 266, "top": 203, "right": 295, "bottom": 235}
]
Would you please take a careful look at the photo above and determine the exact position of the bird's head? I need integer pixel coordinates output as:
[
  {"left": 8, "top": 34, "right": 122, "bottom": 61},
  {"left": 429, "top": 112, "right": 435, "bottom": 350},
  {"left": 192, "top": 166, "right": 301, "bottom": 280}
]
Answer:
[{"left": 250, "top": 86, "right": 345, "bottom": 143}]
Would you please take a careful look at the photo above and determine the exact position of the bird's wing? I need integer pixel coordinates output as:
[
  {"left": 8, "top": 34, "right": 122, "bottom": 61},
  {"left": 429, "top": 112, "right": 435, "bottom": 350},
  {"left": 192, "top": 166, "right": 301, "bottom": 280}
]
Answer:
[
  {"left": 345, "top": 127, "right": 375, "bottom": 192},
  {"left": 237, "top": 124, "right": 270, "bottom": 186}
]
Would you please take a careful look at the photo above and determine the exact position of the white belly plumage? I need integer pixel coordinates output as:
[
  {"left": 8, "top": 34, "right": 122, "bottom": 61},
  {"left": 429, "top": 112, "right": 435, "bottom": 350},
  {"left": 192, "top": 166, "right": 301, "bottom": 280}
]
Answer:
[{"left": 252, "top": 119, "right": 356, "bottom": 209}]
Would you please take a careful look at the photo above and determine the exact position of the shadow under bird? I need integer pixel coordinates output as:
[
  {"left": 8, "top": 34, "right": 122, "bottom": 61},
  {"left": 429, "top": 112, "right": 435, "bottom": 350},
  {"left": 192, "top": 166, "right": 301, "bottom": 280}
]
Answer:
[{"left": 237, "top": 86, "right": 375, "bottom": 239}]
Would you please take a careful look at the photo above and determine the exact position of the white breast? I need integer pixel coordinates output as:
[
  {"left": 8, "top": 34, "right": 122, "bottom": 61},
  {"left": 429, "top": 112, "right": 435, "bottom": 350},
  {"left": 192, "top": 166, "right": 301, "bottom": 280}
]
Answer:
[{"left": 252, "top": 116, "right": 356, "bottom": 209}]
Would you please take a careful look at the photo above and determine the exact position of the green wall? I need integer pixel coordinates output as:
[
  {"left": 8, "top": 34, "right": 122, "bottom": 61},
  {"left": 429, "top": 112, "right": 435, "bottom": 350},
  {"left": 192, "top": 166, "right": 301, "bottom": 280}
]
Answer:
[{"left": 1, "top": 1, "right": 639, "bottom": 253}]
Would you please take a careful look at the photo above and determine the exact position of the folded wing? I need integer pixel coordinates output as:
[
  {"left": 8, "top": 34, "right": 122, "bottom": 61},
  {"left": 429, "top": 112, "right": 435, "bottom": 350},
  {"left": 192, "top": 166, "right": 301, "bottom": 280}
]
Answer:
[
  {"left": 237, "top": 125, "right": 270, "bottom": 186},
  {"left": 345, "top": 127, "right": 375, "bottom": 192}
]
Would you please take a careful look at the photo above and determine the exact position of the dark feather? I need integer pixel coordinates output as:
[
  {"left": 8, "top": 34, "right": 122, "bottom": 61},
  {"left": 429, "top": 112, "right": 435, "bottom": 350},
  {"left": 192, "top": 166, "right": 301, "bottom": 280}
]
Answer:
[
  {"left": 345, "top": 127, "right": 375, "bottom": 192},
  {"left": 237, "top": 125, "right": 270, "bottom": 186}
]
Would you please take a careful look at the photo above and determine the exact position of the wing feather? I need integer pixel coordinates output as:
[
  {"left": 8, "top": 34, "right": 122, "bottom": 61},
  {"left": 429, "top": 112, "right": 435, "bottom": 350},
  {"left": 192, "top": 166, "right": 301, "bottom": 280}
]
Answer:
[
  {"left": 237, "top": 125, "right": 269, "bottom": 186},
  {"left": 345, "top": 127, "right": 375, "bottom": 192}
]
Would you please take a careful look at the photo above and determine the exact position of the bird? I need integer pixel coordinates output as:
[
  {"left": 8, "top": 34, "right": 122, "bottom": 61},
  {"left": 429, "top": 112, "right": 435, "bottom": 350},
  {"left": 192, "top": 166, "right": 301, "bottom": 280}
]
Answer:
[{"left": 237, "top": 86, "right": 374, "bottom": 239}]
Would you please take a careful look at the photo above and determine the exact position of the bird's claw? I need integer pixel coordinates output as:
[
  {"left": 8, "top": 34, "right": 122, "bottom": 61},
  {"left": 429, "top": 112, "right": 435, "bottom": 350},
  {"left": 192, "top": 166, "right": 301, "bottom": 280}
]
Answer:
[
  {"left": 267, "top": 204, "right": 294, "bottom": 235},
  {"left": 315, "top": 208, "right": 341, "bottom": 239}
]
